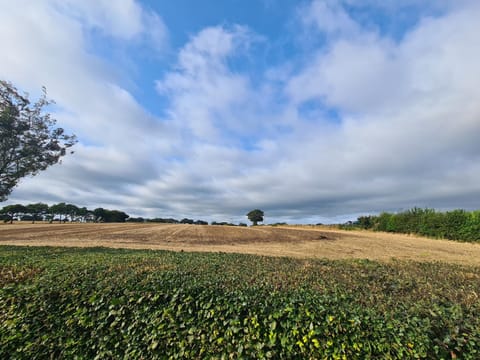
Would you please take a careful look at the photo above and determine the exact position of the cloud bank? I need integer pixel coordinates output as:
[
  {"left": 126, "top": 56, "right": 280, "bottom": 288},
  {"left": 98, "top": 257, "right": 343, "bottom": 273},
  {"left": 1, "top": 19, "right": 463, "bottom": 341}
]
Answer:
[{"left": 1, "top": 0, "right": 480, "bottom": 223}]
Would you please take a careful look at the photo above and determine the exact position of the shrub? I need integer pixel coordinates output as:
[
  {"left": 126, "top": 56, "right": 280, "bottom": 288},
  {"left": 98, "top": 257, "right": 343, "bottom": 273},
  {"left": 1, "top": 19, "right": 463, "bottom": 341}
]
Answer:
[{"left": 1, "top": 247, "right": 479, "bottom": 358}]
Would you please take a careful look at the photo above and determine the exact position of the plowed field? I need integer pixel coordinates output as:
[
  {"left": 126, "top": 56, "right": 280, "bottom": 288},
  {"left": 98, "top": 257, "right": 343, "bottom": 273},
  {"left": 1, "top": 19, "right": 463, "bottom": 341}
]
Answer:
[{"left": 1, "top": 223, "right": 479, "bottom": 264}]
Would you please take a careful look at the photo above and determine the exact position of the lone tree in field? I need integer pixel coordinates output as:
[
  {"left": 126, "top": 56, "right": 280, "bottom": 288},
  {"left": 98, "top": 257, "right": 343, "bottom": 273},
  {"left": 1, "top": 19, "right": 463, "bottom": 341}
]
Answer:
[
  {"left": 0, "top": 80, "right": 77, "bottom": 201},
  {"left": 247, "top": 209, "right": 264, "bottom": 226}
]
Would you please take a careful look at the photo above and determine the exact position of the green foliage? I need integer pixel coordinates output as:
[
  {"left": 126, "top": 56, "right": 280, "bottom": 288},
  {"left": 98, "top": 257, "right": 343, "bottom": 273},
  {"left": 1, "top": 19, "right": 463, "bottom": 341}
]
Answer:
[
  {"left": 1, "top": 246, "right": 479, "bottom": 358},
  {"left": 127, "top": 217, "right": 146, "bottom": 223},
  {"left": 0, "top": 204, "right": 26, "bottom": 223},
  {"left": 180, "top": 218, "right": 194, "bottom": 224},
  {"left": 247, "top": 209, "right": 264, "bottom": 226},
  {"left": 356, "top": 216, "right": 374, "bottom": 229},
  {"left": 0, "top": 80, "right": 77, "bottom": 201},
  {"left": 211, "top": 221, "right": 236, "bottom": 226},
  {"left": 92, "top": 208, "right": 129, "bottom": 223},
  {"left": 356, "top": 208, "right": 480, "bottom": 242},
  {"left": 49, "top": 202, "right": 68, "bottom": 222},
  {"left": 24, "top": 203, "right": 49, "bottom": 223},
  {"left": 147, "top": 218, "right": 179, "bottom": 223},
  {"left": 0, "top": 203, "right": 131, "bottom": 223}
]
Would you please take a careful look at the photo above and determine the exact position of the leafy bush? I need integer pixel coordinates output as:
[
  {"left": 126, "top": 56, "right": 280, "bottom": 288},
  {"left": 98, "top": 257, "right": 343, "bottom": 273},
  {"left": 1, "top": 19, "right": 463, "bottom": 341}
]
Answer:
[
  {"left": 1, "top": 246, "right": 479, "bottom": 358},
  {"left": 355, "top": 208, "right": 480, "bottom": 242}
]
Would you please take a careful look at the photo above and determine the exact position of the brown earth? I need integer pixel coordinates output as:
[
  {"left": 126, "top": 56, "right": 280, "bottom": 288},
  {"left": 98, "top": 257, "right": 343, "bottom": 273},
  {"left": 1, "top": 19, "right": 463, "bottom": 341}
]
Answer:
[{"left": 1, "top": 222, "right": 479, "bottom": 265}]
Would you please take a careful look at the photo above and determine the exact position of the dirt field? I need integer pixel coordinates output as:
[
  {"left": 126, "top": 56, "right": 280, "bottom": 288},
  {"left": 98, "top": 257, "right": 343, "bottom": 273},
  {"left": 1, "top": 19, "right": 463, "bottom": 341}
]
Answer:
[{"left": 1, "top": 222, "right": 479, "bottom": 265}]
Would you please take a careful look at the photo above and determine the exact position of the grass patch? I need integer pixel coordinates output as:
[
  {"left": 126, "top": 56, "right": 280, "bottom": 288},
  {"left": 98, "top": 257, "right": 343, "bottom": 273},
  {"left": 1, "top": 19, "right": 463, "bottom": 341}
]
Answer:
[{"left": 1, "top": 246, "right": 479, "bottom": 358}]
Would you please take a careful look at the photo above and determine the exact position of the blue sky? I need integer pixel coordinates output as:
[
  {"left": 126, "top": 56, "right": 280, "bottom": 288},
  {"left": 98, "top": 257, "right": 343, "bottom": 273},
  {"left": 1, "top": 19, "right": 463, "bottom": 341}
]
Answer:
[{"left": 1, "top": 0, "right": 480, "bottom": 224}]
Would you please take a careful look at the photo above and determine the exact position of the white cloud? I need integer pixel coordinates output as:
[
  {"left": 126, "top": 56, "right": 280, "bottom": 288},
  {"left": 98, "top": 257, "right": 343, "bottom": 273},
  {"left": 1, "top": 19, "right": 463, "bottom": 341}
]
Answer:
[
  {"left": 0, "top": 0, "right": 172, "bottom": 207},
  {"left": 2, "top": 0, "right": 480, "bottom": 223},
  {"left": 53, "top": 0, "right": 168, "bottom": 47},
  {"left": 55, "top": 0, "right": 143, "bottom": 39},
  {"left": 156, "top": 26, "right": 259, "bottom": 141},
  {"left": 301, "top": 0, "right": 359, "bottom": 36},
  {"left": 277, "top": 0, "right": 480, "bottom": 216}
]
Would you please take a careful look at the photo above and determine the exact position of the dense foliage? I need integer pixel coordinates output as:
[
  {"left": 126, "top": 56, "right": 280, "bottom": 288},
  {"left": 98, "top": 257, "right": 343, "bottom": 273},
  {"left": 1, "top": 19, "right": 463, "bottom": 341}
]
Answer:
[
  {"left": 0, "top": 80, "right": 76, "bottom": 201},
  {"left": 1, "top": 246, "right": 479, "bottom": 358},
  {"left": 247, "top": 209, "right": 264, "bottom": 226},
  {"left": 0, "top": 203, "right": 246, "bottom": 225},
  {"left": 0, "top": 202, "right": 129, "bottom": 223},
  {"left": 352, "top": 208, "right": 480, "bottom": 242}
]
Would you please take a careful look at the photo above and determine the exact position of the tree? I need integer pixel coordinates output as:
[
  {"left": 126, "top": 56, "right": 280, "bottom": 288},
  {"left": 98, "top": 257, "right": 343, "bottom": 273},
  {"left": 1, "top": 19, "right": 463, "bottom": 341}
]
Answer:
[
  {"left": 104, "top": 210, "right": 129, "bottom": 223},
  {"left": 1, "top": 204, "right": 26, "bottom": 223},
  {"left": 194, "top": 220, "right": 208, "bottom": 225},
  {"left": 0, "top": 80, "right": 76, "bottom": 201},
  {"left": 93, "top": 208, "right": 129, "bottom": 222},
  {"left": 127, "top": 217, "right": 145, "bottom": 223},
  {"left": 64, "top": 203, "right": 79, "bottom": 222},
  {"left": 356, "top": 215, "right": 374, "bottom": 229},
  {"left": 25, "top": 203, "right": 49, "bottom": 223},
  {"left": 247, "top": 209, "right": 264, "bottom": 226},
  {"left": 76, "top": 207, "right": 91, "bottom": 222},
  {"left": 93, "top": 208, "right": 106, "bottom": 222},
  {"left": 49, "top": 202, "right": 69, "bottom": 223}
]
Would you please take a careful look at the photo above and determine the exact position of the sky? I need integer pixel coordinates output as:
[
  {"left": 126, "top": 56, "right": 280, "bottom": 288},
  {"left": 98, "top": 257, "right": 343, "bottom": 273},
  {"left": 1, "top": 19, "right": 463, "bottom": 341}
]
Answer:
[{"left": 1, "top": 0, "right": 480, "bottom": 224}]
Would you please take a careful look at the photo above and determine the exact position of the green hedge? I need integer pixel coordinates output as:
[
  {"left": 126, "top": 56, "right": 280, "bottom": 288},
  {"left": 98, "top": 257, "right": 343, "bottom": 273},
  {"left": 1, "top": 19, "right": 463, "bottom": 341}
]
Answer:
[
  {"left": 1, "top": 246, "right": 479, "bottom": 358},
  {"left": 355, "top": 208, "right": 480, "bottom": 242}
]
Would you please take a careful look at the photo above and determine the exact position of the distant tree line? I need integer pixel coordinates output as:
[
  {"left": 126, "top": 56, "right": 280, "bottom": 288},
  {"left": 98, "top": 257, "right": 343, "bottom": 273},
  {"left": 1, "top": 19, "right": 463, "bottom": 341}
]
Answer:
[
  {"left": 127, "top": 217, "right": 247, "bottom": 227},
  {"left": 0, "top": 203, "right": 128, "bottom": 223},
  {"left": 127, "top": 218, "right": 210, "bottom": 225},
  {"left": 0, "top": 203, "right": 250, "bottom": 226},
  {"left": 349, "top": 207, "right": 480, "bottom": 242}
]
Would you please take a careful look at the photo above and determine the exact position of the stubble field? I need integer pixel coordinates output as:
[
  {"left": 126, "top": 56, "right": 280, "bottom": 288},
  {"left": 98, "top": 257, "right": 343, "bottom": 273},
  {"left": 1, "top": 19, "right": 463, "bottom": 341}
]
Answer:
[{"left": 1, "top": 222, "right": 479, "bottom": 264}]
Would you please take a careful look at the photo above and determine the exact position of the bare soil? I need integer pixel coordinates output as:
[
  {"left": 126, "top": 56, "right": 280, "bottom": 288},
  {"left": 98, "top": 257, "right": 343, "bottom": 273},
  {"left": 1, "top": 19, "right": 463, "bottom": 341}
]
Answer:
[{"left": 1, "top": 223, "right": 479, "bottom": 265}]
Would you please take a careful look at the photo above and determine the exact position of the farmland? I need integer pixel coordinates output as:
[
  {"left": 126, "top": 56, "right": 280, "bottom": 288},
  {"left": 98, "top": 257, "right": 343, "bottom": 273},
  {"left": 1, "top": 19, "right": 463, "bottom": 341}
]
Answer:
[
  {"left": 1, "top": 222, "right": 480, "bottom": 265},
  {"left": 1, "top": 224, "right": 480, "bottom": 358}
]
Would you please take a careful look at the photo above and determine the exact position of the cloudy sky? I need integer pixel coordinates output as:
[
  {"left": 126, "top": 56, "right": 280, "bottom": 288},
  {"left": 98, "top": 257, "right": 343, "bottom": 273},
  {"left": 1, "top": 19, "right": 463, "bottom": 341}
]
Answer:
[{"left": 1, "top": 0, "right": 480, "bottom": 224}]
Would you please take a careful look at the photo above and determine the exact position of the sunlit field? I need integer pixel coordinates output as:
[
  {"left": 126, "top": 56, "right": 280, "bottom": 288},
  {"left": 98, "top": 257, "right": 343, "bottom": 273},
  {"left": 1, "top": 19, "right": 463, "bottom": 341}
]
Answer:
[{"left": 1, "top": 222, "right": 480, "bottom": 265}]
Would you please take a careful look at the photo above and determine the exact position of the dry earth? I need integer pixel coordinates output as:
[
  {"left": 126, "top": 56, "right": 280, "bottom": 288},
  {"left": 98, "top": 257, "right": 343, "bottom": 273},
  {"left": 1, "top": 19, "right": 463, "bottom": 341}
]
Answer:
[{"left": 1, "top": 222, "right": 480, "bottom": 265}]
